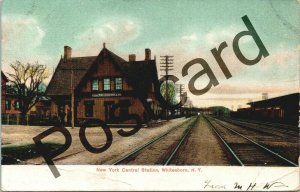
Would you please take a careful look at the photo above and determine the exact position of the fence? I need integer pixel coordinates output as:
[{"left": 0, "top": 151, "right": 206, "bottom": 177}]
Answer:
[{"left": 1, "top": 114, "right": 60, "bottom": 126}]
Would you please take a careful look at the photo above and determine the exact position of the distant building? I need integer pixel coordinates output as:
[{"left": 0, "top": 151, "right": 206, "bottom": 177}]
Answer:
[
  {"left": 233, "top": 93, "right": 299, "bottom": 125},
  {"left": 46, "top": 44, "right": 162, "bottom": 124},
  {"left": 3, "top": 82, "right": 26, "bottom": 115},
  {"left": 1, "top": 73, "right": 22, "bottom": 115},
  {"left": 262, "top": 92, "right": 268, "bottom": 100},
  {"left": 28, "top": 100, "right": 51, "bottom": 116},
  {"left": 248, "top": 93, "right": 299, "bottom": 125},
  {"left": 1, "top": 72, "right": 8, "bottom": 114},
  {"left": 2, "top": 74, "right": 51, "bottom": 117}
]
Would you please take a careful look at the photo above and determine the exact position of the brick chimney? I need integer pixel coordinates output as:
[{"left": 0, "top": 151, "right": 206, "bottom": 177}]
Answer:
[
  {"left": 64, "top": 46, "right": 72, "bottom": 59},
  {"left": 129, "top": 54, "right": 136, "bottom": 62},
  {"left": 145, "top": 48, "right": 151, "bottom": 60}
]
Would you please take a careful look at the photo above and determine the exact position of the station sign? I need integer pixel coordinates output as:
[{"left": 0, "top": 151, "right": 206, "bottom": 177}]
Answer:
[{"left": 91, "top": 93, "right": 122, "bottom": 97}]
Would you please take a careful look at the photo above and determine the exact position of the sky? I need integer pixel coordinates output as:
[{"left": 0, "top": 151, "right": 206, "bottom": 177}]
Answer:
[{"left": 1, "top": 0, "right": 299, "bottom": 110}]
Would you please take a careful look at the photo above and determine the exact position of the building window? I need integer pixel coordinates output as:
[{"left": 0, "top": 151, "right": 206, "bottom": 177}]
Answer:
[
  {"left": 84, "top": 101, "right": 94, "bottom": 117},
  {"left": 5, "top": 100, "right": 11, "bottom": 110},
  {"left": 92, "top": 79, "right": 98, "bottom": 91},
  {"left": 14, "top": 101, "right": 20, "bottom": 110},
  {"left": 103, "top": 78, "right": 110, "bottom": 91},
  {"left": 115, "top": 78, "right": 122, "bottom": 90}
]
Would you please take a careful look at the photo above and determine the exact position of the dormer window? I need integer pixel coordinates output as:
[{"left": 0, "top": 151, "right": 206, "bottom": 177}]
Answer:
[
  {"left": 115, "top": 77, "right": 122, "bottom": 90},
  {"left": 103, "top": 78, "right": 111, "bottom": 91},
  {"left": 92, "top": 79, "right": 99, "bottom": 91}
]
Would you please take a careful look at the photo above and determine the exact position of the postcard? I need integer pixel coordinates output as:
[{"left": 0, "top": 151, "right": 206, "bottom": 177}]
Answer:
[{"left": 1, "top": 0, "right": 299, "bottom": 191}]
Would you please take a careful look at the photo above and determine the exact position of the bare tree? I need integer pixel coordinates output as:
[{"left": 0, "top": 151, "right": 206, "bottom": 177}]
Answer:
[{"left": 7, "top": 61, "right": 49, "bottom": 123}]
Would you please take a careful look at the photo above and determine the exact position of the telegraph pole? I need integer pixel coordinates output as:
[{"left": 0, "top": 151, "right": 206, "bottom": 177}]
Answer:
[
  {"left": 176, "top": 84, "right": 185, "bottom": 116},
  {"left": 176, "top": 84, "right": 185, "bottom": 101},
  {"left": 61, "top": 60, "right": 86, "bottom": 129},
  {"left": 71, "top": 64, "right": 74, "bottom": 129},
  {"left": 160, "top": 55, "right": 174, "bottom": 120}
]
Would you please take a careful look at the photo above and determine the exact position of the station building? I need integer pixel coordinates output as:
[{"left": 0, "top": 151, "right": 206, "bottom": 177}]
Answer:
[
  {"left": 46, "top": 44, "right": 162, "bottom": 124},
  {"left": 232, "top": 93, "right": 299, "bottom": 126}
]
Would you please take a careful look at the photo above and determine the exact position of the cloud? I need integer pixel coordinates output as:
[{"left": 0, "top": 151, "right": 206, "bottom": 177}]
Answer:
[
  {"left": 2, "top": 15, "right": 47, "bottom": 62},
  {"left": 203, "top": 26, "right": 298, "bottom": 69},
  {"left": 144, "top": 29, "right": 298, "bottom": 108},
  {"left": 181, "top": 33, "right": 198, "bottom": 41},
  {"left": 209, "top": 83, "right": 297, "bottom": 95},
  {"left": 73, "top": 18, "right": 139, "bottom": 56},
  {"left": 2, "top": 15, "right": 45, "bottom": 47},
  {"left": 260, "top": 48, "right": 297, "bottom": 66},
  {"left": 204, "top": 25, "right": 250, "bottom": 47},
  {"left": 147, "top": 31, "right": 245, "bottom": 86},
  {"left": 146, "top": 24, "right": 259, "bottom": 82},
  {"left": 1, "top": 15, "right": 52, "bottom": 82}
]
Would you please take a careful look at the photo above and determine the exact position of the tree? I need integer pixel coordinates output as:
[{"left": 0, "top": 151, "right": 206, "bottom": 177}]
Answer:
[
  {"left": 160, "top": 81, "right": 179, "bottom": 118},
  {"left": 160, "top": 81, "right": 177, "bottom": 105},
  {"left": 7, "top": 61, "right": 49, "bottom": 123}
]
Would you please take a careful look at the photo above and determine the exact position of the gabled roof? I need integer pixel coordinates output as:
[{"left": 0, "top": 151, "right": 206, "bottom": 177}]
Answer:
[
  {"left": 46, "top": 56, "right": 97, "bottom": 96},
  {"left": 120, "top": 60, "right": 158, "bottom": 98},
  {"left": 46, "top": 47, "right": 158, "bottom": 97},
  {"left": 106, "top": 48, "right": 126, "bottom": 64}
]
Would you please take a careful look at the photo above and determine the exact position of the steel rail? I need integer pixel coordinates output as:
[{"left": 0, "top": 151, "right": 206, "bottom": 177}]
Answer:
[
  {"left": 204, "top": 115, "right": 244, "bottom": 166},
  {"left": 212, "top": 117, "right": 297, "bottom": 167},
  {"left": 111, "top": 117, "right": 197, "bottom": 165},
  {"left": 234, "top": 118, "right": 297, "bottom": 130},
  {"left": 221, "top": 118, "right": 298, "bottom": 136},
  {"left": 222, "top": 117, "right": 298, "bottom": 134},
  {"left": 233, "top": 120, "right": 297, "bottom": 136},
  {"left": 33, "top": 118, "right": 194, "bottom": 165},
  {"left": 163, "top": 117, "right": 198, "bottom": 165},
  {"left": 50, "top": 121, "right": 170, "bottom": 163}
]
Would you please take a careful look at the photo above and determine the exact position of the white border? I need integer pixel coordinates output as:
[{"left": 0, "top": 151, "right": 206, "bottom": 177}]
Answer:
[{"left": 1, "top": 165, "right": 299, "bottom": 191}]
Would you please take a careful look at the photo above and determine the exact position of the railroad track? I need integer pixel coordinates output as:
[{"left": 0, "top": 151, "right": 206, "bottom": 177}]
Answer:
[
  {"left": 217, "top": 117, "right": 299, "bottom": 137},
  {"left": 233, "top": 118, "right": 298, "bottom": 130},
  {"left": 204, "top": 115, "right": 297, "bottom": 167},
  {"left": 31, "top": 118, "right": 195, "bottom": 165},
  {"left": 112, "top": 116, "right": 198, "bottom": 165}
]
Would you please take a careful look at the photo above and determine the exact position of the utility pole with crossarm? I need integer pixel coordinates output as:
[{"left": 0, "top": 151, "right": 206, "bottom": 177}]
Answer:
[{"left": 160, "top": 55, "right": 174, "bottom": 120}]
